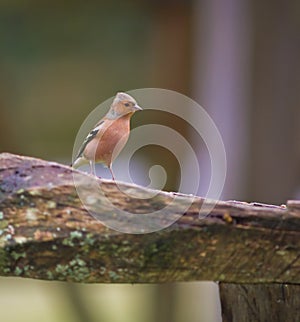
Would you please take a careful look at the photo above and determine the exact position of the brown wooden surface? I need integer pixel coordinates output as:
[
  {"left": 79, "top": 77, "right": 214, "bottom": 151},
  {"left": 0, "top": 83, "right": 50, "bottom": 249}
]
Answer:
[
  {"left": 0, "top": 152, "right": 300, "bottom": 284},
  {"left": 220, "top": 283, "right": 300, "bottom": 322}
]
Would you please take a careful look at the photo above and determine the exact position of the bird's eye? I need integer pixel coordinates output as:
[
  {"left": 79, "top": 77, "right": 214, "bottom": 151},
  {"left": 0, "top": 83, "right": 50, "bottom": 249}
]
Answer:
[{"left": 124, "top": 102, "right": 130, "bottom": 107}]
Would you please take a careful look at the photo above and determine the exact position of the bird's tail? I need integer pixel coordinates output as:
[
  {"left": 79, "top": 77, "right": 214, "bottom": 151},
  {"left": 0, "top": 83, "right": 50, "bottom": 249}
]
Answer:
[{"left": 71, "top": 157, "right": 88, "bottom": 169}]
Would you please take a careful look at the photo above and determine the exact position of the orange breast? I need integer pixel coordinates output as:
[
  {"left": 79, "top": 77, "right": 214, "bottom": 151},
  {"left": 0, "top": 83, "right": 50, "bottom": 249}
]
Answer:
[{"left": 84, "top": 114, "right": 132, "bottom": 166}]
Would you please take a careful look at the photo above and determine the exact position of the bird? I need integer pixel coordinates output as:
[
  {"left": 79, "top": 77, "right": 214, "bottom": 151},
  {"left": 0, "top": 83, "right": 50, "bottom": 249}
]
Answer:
[{"left": 72, "top": 92, "right": 142, "bottom": 179}]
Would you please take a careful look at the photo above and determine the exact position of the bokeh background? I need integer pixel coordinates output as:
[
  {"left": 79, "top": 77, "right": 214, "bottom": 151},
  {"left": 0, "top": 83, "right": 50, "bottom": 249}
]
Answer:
[{"left": 0, "top": 1, "right": 299, "bottom": 321}]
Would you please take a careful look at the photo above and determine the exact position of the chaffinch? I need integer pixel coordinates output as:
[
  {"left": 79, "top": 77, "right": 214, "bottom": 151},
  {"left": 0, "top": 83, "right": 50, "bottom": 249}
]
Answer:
[{"left": 72, "top": 92, "right": 142, "bottom": 179}]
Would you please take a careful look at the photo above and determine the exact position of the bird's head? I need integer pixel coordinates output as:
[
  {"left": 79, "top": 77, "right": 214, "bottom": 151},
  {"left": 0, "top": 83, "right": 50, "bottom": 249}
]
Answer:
[{"left": 107, "top": 92, "right": 142, "bottom": 119}]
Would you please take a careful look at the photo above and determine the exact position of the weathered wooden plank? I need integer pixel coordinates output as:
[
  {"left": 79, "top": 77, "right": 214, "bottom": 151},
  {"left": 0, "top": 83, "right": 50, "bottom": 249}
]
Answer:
[
  {"left": 219, "top": 283, "right": 300, "bottom": 322},
  {"left": 0, "top": 153, "right": 299, "bottom": 284}
]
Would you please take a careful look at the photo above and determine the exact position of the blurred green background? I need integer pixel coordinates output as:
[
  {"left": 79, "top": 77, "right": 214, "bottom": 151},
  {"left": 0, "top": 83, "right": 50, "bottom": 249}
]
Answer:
[{"left": 0, "top": 0, "right": 299, "bottom": 321}]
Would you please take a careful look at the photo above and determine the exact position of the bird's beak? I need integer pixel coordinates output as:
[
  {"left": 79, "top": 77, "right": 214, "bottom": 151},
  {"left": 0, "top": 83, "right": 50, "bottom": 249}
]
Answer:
[{"left": 134, "top": 104, "right": 142, "bottom": 111}]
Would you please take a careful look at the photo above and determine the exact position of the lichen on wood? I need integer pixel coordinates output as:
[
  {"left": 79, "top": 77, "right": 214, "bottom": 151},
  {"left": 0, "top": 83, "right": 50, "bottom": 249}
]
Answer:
[{"left": 0, "top": 153, "right": 300, "bottom": 284}]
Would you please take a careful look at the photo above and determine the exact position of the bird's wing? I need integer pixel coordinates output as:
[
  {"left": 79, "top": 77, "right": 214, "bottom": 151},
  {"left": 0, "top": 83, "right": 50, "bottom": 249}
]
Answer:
[{"left": 74, "top": 120, "right": 104, "bottom": 161}]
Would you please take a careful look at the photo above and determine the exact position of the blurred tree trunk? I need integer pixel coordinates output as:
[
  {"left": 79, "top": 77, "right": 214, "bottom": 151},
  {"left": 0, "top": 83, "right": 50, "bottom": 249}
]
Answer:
[
  {"left": 192, "top": 0, "right": 251, "bottom": 201},
  {"left": 248, "top": 0, "right": 300, "bottom": 204}
]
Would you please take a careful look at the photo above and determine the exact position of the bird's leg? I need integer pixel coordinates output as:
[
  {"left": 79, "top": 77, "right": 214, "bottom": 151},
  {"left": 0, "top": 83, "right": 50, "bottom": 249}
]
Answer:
[
  {"left": 89, "top": 160, "right": 96, "bottom": 176},
  {"left": 108, "top": 165, "right": 115, "bottom": 181}
]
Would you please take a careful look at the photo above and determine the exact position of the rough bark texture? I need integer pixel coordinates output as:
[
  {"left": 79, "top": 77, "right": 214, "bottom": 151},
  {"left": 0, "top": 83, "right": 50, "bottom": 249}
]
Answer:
[
  {"left": 219, "top": 283, "right": 300, "bottom": 322},
  {"left": 0, "top": 153, "right": 300, "bottom": 285}
]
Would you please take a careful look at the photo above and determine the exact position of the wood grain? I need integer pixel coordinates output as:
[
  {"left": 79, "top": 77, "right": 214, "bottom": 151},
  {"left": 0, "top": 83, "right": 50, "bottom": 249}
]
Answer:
[{"left": 0, "top": 153, "right": 300, "bottom": 284}]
